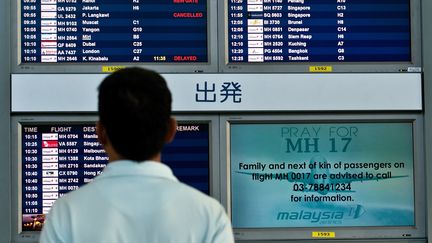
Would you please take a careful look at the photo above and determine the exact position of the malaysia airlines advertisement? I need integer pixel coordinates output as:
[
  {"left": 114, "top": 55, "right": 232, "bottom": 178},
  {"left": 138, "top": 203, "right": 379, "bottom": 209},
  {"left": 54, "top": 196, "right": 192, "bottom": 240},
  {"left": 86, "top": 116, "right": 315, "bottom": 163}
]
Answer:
[{"left": 230, "top": 122, "right": 414, "bottom": 228}]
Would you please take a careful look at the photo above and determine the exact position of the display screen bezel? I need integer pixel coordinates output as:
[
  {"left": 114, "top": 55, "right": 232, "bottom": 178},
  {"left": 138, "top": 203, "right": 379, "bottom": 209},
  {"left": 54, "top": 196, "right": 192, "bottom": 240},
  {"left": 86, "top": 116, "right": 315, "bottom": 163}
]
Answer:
[
  {"left": 12, "top": 114, "right": 220, "bottom": 241},
  {"left": 218, "top": 0, "right": 422, "bottom": 73},
  {"left": 220, "top": 113, "right": 425, "bottom": 240},
  {"left": 13, "top": 0, "right": 218, "bottom": 73}
]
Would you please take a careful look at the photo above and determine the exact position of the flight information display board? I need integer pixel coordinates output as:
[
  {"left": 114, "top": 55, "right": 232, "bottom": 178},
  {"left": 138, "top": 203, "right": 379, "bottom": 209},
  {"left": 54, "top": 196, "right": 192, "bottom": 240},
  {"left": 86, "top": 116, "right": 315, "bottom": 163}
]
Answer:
[
  {"left": 230, "top": 122, "right": 414, "bottom": 228},
  {"left": 227, "top": 0, "right": 411, "bottom": 63},
  {"left": 21, "top": 0, "right": 208, "bottom": 63},
  {"left": 21, "top": 122, "right": 210, "bottom": 231}
]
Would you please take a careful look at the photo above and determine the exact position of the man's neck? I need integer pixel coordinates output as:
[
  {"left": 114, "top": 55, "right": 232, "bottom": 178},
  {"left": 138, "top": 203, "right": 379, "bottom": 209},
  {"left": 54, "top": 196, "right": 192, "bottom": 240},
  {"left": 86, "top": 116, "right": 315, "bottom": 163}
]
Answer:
[
  {"left": 107, "top": 150, "right": 161, "bottom": 163},
  {"left": 102, "top": 140, "right": 161, "bottom": 163}
]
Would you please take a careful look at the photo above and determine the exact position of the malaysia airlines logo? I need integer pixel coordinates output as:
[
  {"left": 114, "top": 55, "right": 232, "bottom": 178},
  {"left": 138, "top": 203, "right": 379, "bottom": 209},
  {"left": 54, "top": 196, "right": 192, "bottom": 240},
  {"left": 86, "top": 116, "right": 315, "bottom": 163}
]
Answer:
[{"left": 42, "top": 140, "right": 58, "bottom": 148}]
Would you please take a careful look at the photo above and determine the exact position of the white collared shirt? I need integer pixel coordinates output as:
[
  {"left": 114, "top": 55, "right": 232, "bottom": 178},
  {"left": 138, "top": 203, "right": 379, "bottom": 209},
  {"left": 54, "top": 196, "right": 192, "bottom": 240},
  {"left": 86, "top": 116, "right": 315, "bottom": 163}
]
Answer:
[{"left": 40, "top": 160, "right": 234, "bottom": 243}]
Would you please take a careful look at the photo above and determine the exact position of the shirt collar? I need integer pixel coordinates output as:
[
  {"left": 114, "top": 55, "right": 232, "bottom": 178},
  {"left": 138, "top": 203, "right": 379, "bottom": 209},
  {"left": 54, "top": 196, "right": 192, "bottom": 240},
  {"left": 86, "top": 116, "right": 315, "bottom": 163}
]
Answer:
[{"left": 95, "top": 160, "right": 178, "bottom": 182}]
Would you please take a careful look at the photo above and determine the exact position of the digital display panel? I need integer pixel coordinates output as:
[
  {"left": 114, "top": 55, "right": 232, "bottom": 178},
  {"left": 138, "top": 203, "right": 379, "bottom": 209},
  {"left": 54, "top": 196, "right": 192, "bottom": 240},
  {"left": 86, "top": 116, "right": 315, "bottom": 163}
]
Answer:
[
  {"left": 227, "top": 0, "right": 411, "bottom": 63},
  {"left": 21, "top": 122, "right": 209, "bottom": 231},
  {"left": 21, "top": 0, "right": 208, "bottom": 63},
  {"left": 230, "top": 122, "right": 414, "bottom": 228}
]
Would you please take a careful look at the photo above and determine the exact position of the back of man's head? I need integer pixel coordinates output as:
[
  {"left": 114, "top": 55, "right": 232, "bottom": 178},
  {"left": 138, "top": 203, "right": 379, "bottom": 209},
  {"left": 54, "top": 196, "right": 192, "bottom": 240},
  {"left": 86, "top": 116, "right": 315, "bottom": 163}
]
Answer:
[{"left": 98, "top": 67, "right": 172, "bottom": 161}]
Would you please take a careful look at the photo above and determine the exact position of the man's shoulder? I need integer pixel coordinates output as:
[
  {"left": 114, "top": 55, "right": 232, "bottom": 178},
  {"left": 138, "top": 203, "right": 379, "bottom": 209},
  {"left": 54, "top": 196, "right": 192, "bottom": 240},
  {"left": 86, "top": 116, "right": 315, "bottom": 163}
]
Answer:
[{"left": 173, "top": 182, "right": 225, "bottom": 212}]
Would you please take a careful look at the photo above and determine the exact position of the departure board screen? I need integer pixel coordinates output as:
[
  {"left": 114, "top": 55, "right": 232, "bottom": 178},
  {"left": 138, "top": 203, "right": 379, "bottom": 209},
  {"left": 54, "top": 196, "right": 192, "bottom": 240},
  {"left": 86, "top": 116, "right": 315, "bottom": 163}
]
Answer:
[
  {"left": 230, "top": 122, "right": 414, "bottom": 228},
  {"left": 21, "top": 0, "right": 208, "bottom": 63},
  {"left": 21, "top": 122, "right": 210, "bottom": 231},
  {"left": 227, "top": 0, "right": 411, "bottom": 63}
]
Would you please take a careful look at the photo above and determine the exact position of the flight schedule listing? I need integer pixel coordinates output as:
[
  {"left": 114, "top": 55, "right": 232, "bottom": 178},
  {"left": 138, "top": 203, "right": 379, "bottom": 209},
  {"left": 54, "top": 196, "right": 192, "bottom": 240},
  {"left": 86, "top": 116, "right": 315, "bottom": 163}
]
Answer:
[
  {"left": 21, "top": 123, "right": 210, "bottom": 231},
  {"left": 21, "top": 0, "right": 208, "bottom": 63},
  {"left": 227, "top": 0, "right": 411, "bottom": 62}
]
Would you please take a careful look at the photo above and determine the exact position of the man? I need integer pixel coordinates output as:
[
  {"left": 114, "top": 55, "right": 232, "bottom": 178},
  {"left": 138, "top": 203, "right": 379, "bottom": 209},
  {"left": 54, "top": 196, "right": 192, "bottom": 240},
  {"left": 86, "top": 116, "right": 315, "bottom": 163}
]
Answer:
[{"left": 40, "top": 68, "right": 235, "bottom": 243}]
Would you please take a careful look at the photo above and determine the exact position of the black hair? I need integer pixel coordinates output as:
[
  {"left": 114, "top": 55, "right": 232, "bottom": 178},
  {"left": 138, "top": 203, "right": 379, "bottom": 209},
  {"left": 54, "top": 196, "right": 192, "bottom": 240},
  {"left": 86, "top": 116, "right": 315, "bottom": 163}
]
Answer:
[{"left": 98, "top": 67, "right": 172, "bottom": 161}]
